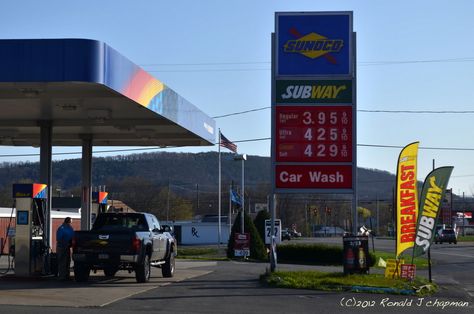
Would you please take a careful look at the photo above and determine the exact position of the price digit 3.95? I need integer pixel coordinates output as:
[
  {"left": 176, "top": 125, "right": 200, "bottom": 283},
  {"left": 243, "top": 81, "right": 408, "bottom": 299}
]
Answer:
[{"left": 303, "top": 112, "right": 313, "bottom": 125}]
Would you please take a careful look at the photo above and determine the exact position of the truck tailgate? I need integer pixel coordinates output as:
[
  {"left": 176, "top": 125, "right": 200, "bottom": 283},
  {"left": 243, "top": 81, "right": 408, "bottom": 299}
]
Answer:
[{"left": 74, "top": 230, "right": 137, "bottom": 254}]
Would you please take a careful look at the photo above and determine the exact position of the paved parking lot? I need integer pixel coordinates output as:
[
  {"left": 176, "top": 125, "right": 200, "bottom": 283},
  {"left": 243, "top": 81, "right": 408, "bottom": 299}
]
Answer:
[{"left": 0, "top": 260, "right": 214, "bottom": 307}]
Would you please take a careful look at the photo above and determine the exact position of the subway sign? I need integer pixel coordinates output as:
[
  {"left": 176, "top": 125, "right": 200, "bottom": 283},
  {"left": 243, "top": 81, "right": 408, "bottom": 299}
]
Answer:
[
  {"left": 276, "top": 12, "right": 352, "bottom": 76},
  {"left": 276, "top": 80, "right": 352, "bottom": 103}
]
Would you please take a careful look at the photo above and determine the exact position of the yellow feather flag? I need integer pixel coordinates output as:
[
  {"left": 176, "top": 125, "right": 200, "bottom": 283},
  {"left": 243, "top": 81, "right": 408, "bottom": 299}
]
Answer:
[{"left": 396, "top": 142, "right": 419, "bottom": 257}]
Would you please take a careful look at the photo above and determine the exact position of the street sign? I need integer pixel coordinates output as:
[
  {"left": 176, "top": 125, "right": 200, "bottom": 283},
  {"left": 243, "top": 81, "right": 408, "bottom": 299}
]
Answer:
[{"left": 265, "top": 219, "right": 281, "bottom": 244}]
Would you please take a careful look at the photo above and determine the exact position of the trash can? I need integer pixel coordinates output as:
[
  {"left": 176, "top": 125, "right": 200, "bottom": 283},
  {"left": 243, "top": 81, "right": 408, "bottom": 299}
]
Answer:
[{"left": 343, "top": 235, "right": 369, "bottom": 274}]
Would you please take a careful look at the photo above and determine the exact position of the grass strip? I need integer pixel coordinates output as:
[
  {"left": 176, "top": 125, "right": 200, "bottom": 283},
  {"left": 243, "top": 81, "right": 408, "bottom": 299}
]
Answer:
[
  {"left": 373, "top": 251, "right": 429, "bottom": 269},
  {"left": 177, "top": 247, "right": 229, "bottom": 261},
  {"left": 457, "top": 235, "right": 474, "bottom": 242},
  {"left": 261, "top": 270, "right": 437, "bottom": 296}
]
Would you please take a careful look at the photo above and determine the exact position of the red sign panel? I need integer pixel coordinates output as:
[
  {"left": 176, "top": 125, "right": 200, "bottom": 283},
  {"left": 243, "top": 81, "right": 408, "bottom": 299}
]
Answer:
[
  {"left": 400, "top": 264, "right": 416, "bottom": 280},
  {"left": 234, "top": 233, "right": 250, "bottom": 257},
  {"left": 276, "top": 106, "right": 352, "bottom": 162},
  {"left": 275, "top": 164, "right": 352, "bottom": 189}
]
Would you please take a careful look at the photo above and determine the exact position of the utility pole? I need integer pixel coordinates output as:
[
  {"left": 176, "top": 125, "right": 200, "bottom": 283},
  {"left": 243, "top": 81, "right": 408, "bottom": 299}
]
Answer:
[
  {"left": 463, "top": 191, "right": 466, "bottom": 236},
  {"left": 167, "top": 179, "right": 170, "bottom": 222}
]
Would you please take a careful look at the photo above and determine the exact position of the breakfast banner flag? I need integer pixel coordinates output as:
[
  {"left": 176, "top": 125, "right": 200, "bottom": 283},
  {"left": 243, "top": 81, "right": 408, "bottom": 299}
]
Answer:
[{"left": 396, "top": 142, "right": 419, "bottom": 258}]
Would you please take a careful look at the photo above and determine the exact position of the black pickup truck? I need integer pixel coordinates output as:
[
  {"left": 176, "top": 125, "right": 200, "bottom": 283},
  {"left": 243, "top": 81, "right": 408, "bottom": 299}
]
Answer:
[{"left": 72, "top": 212, "right": 176, "bottom": 283}]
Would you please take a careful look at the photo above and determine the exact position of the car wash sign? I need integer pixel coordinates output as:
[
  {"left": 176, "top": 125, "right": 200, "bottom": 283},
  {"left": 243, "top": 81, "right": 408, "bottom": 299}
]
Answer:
[
  {"left": 272, "top": 12, "right": 355, "bottom": 193},
  {"left": 276, "top": 12, "right": 353, "bottom": 76}
]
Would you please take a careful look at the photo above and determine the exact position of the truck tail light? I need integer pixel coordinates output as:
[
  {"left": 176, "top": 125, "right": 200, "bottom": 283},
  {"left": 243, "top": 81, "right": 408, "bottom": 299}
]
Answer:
[{"left": 132, "top": 236, "right": 141, "bottom": 252}]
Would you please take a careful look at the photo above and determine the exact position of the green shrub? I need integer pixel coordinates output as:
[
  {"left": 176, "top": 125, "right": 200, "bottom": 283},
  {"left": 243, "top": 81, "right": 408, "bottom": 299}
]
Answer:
[
  {"left": 253, "top": 210, "right": 271, "bottom": 245},
  {"left": 276, "top": 244, "right": 376, "bottom": 267}
]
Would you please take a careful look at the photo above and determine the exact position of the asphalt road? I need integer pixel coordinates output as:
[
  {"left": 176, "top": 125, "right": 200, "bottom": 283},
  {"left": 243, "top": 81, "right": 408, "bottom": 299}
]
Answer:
[
  {"left": 1, "top": 260, "right": 472, "bottom": 314},
  {"left": 0, "top": 238, "right": 473, "bottom": 314}
]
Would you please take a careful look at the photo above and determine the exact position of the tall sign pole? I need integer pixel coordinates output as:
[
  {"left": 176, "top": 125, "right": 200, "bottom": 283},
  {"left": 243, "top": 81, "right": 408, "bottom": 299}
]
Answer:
[{"left": 271, "top": 12, "right": 356, "bottom": 270}]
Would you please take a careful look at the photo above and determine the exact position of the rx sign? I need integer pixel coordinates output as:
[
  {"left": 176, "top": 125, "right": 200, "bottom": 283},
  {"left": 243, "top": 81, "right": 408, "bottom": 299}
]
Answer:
[{"left": 265, "top": 219, "right": 282, "bottom": 244}]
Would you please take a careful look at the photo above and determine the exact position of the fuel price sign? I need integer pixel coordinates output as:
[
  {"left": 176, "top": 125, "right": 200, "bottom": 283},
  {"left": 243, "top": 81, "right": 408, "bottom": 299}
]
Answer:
[{"left": 276, "top": 106, "right": 352, "bottom": 162}]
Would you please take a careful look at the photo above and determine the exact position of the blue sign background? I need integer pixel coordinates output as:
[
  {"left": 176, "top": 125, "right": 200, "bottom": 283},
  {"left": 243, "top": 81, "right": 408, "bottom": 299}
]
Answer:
[{"left": 277, "top": 13, "right": 351, "bottom": 76}]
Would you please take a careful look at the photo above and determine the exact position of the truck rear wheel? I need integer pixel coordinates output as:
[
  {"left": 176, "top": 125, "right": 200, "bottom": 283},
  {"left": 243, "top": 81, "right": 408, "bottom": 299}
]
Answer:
[
  {"left": 162, "top": 248, "right": 175, "bottom": 278},
  {"left": 74, "top": 263, "right": 90, "bottom": 282},
  {"left": 135, "top": 255, "right": 151, "bottom": 283}
]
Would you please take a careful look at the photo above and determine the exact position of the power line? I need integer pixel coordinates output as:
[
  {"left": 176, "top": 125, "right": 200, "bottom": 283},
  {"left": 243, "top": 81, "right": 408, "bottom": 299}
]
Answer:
[
  {"left": 359, "top": 143, "right": 474, "bottom": 151},
  {"left": 3, "top": 140, "right": 474, "bottom": 159},
  {"left": 139, "top": 57, "right": 474, "bottom": 73},
  {"left": 213, "top": 107, "right": 474, "bottom": 119},
  {"left": 358, "top": 109, "right": 474, "bottom": 114},
  {"left": 212, "top": 107, "right": 269, "bottom": 119}
]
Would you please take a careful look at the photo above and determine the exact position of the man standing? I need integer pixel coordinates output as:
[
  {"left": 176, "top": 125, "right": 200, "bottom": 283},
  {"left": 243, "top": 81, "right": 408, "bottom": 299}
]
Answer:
[{"left": 56, "top": 217, "right": 74, "bottom": 280}]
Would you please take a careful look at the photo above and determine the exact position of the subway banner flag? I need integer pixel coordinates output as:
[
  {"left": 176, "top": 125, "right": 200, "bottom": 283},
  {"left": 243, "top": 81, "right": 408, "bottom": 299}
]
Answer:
[
  {"left": 276, "top": 12, "right": 352, "bottom": 76},
  {"left": 396, "top": 142, "right": 419, "bottom": 257},
  {"left": 413, "top": 166, "right": 453, "bottom": 257}
]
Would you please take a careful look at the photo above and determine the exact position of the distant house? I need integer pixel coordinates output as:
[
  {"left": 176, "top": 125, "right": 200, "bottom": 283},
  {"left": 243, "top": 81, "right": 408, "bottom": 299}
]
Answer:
[{"left": 163, "top": 215, "right": 231, "bottom": 245}]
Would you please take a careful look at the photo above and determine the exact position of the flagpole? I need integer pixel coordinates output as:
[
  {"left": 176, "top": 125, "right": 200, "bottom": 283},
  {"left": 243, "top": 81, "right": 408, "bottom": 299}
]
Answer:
[
  {"left": 218, "top": 129, "right": 222, "bottom": 247},
  {"left": 229, "top": 183, "right": 232, "bottom": 236}
]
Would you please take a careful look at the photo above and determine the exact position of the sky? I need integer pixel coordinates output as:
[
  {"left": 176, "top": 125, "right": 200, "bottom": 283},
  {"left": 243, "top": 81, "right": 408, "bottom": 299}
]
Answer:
[{"left": 1, "top": 0, "right": 474, "bottom": 197}]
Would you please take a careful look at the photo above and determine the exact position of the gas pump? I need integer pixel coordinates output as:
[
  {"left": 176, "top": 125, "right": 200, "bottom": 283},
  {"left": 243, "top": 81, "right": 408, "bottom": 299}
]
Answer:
[
  {"left": 13, "top": 183, "right": 49, "bottom": 277},
  {"left": 91, "top": 191, "right": 108, "bottom": 225}
]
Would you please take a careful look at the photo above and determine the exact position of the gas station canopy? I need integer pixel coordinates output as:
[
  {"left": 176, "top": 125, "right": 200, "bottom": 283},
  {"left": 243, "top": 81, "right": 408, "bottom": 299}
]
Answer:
[{"left": 0, "top": 39, "right": 215, "bottom": 147}]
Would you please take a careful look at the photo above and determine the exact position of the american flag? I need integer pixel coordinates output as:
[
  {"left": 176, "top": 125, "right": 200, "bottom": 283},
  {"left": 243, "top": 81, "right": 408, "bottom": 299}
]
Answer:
[{"left": 220, "top": 132, "right": 237, "bottom": 153}]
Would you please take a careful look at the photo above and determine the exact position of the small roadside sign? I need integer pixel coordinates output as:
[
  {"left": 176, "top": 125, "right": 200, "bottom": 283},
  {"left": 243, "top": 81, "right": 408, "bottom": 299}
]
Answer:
[
  {"left": 265, "top": 219, "right": 281, "bottom": 245},
  {"left": 384, "top": 259, "right": 404, "bottom": 278},
  {"left": 401, "top": 264, "right": 416, "bottom": 280},
  {"left": 234, "top": 233, "right": 250, "bottom": 257}
]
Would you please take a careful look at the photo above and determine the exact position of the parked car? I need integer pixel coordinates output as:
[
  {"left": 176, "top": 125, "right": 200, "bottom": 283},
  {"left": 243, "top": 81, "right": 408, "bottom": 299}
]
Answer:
[
  {"left": 281, "top": 229, "right": 291, "bottom": 241},
  {"left": 72, "top": 212, "right": 177, "bottom": 283},
  {"left": 290, "top": 229, "right": 302, "bottom": 238},
  {"left": 434, "top": 228, "right": 457, "bottom": 244}
]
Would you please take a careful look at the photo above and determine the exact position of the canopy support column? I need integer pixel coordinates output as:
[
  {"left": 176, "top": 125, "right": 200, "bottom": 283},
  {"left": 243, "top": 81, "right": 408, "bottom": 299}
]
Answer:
[
  {"left": 39, "top": 121, "right": 52, "bottom": 252},
  {"left": 81, "top": 136, "right": 93, "bottom": 230}
]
